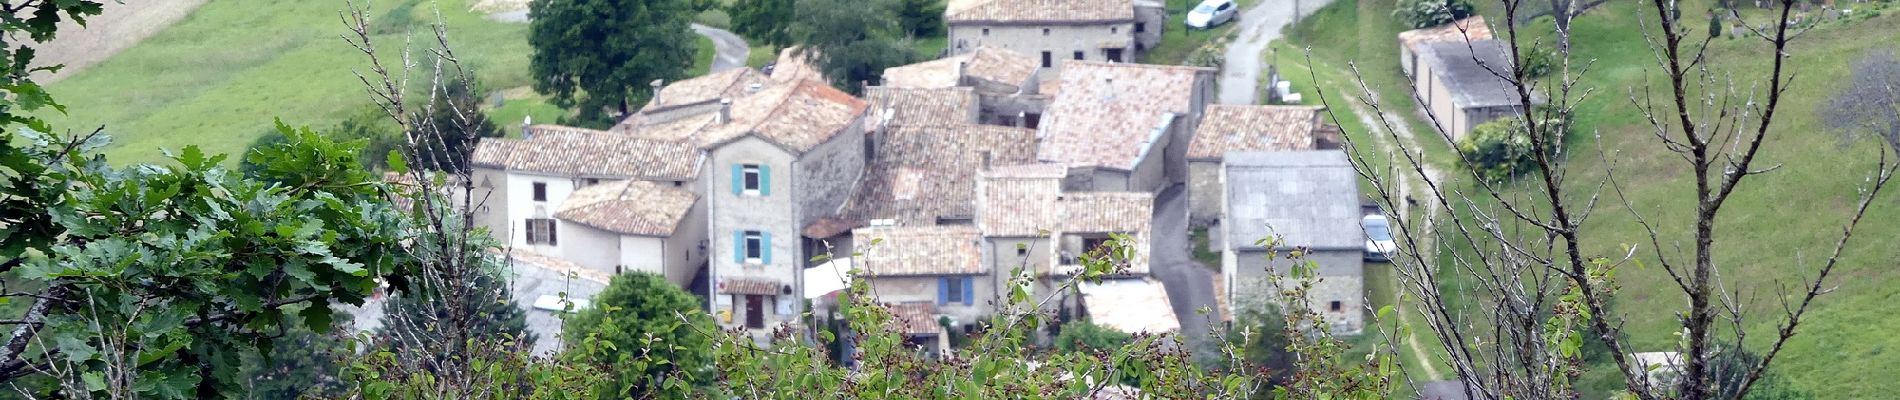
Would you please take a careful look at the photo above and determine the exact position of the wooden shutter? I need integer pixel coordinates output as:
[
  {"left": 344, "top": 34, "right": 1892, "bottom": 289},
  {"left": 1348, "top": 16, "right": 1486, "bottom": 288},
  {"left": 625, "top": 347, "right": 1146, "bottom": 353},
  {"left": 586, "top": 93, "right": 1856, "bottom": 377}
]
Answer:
[
  {"left": 937, "top": 278, "right": 950, "bottom": 306},
  {"left": 732, "top": 231, "right": 745, "bottom": 264},
  {"left": 730, "top": 164, "right": 743, "bottom": 195},
  {"left": 758, "top": 165, "right": 771, "bottom": 195},
  {"left": 961, "top": 277, "right": 974, "bottom": 305}
]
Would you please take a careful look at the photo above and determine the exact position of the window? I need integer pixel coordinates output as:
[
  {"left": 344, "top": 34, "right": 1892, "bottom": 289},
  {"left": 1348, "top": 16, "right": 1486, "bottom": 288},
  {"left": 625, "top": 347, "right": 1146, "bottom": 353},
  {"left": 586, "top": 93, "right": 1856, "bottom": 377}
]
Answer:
[
  {"left": 1329, "top": 301, "right": 1344, "bottom": 312},
  {"left": 1073, "top": 51, "right": 1085, "bottom": 61},
  {"left": 1040, "top": 51, "right": 1052, "bottom": 68},
  {"left": 743, "top": 231, "right": 764, "bottom": 263},
  {"left": 1135, "top": 22, "right": 1145, "bottom": 33},
  {"left": 732, "top": 164, "right": 769, "bottom": 196},
  {"left": 1016, "top": 247, "right": 1028, "bottom": 257},
  {"left": 981, "top": 28, "right": 990, "bottom": 36},
  {"left": 1042, "top": 28, "right": 1050, "bottom": 36},
  {"left": 526, "top": 218, "right": 557, "bottom": 245},
  {"left": 939, "top": 277, "right": 972, "bottom": 305},
  {"left": 582, "top": 178, "right": 600, "bottom": 187},
  {"left": 1106, "top": 48, "right": 1125, "bottom": 63},
  {"left": 1111, "top": 26, "right": 1118, "bottom": 34},
  {"left": 532, "top": 182, "right": 548, "bottom": 202},
  {"left": 1024, "top": 113, "right": 1041, "bottom": 129}
]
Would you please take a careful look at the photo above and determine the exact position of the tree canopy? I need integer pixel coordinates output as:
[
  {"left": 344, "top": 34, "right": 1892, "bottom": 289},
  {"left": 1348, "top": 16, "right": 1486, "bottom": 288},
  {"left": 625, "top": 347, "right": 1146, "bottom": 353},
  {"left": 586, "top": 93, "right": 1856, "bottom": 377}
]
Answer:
[
  {"left": 729, "top": 0, "right": 795, "bottom": 47},
  {"left": 529, "top": 0, "right": 697, "bottom": 126},
  {"left": 561, "top": 272, "right": 714, "bottom": 398},
  {"left": 789, "top": 0, "right": 916, "bottom": 93}
]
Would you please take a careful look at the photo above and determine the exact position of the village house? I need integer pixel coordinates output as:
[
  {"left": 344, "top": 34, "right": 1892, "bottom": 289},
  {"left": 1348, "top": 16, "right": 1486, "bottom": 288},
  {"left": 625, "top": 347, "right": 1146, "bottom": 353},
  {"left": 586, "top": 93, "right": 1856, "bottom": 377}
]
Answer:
[
  {"left": 880, "top": 46, "right": 1051, "bottom": 127},
  {"left": 1221, "top": 151, "right": 1364, "bottom": 334},
  {"left": 973, "top": 164, "right": 1156, "bottom": 326},
  {"left": 944, "top": 0, "right": 1165, "bottom": 67},
  {"left": 851, "top": 225, "right": 994, "bottom": 350},
  {"left": 552, "top": 180, "right": 706, "bottom": 287},
  {"left": 1036, "top": 61, "right": 1216, "bottom": 193},
  {"left": 1399, "top": 17, "right": 1538, "bottom": 140},
  {"left": 1185, "top": 105, "right": 1339, "bottom": 226},
  {"left": 468, "top": 125, "right": 701, "bottom": 257}
]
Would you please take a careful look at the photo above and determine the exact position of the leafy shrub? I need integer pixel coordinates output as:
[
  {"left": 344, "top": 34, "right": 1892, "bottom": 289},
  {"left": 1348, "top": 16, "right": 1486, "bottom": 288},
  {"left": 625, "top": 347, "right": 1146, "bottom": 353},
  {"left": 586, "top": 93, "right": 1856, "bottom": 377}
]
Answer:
[
  {"left": 1054, "top": 320, "right": 1133, "bottom": 353},
  {"left": 1393, "top": 0, "right": 1477, "bottom": 29},
  {"left": 1456, "top": 116, "right": 1565, "bottom": 181}
]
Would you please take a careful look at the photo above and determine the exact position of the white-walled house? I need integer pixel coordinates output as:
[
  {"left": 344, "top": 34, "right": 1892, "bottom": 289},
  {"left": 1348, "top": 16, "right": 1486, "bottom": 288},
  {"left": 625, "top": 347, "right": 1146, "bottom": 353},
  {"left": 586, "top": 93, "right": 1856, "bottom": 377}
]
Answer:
[
  {"left": 553, "top": 180, "right": 707, "bottom": 287},
  {"left": 469, "top": 125, "right": 702, "bottom": 256}
]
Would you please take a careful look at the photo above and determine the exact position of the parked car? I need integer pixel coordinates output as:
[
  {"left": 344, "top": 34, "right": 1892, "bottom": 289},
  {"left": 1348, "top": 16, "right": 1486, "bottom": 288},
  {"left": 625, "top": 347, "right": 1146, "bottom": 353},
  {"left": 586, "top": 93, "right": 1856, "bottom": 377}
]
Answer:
[
  {"left": 1185, "top": 0, "right": 1238, "bottom": 29},
  {"left": 1362, "top": 215, "right": 1396, "bottom": 262}
]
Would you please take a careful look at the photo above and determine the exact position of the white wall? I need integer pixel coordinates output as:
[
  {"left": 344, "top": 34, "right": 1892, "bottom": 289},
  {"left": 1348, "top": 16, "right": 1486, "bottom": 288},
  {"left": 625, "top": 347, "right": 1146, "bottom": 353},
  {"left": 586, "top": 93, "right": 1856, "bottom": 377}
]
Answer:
[
  {"left": 561, "top": 223, "right": 622, "bottom": 275},
  {"left": 617, "top": 235, "right": 668, "bottom": 276},
  {"left": 504, "top": 171, "right": 578, "bottom": 254}
]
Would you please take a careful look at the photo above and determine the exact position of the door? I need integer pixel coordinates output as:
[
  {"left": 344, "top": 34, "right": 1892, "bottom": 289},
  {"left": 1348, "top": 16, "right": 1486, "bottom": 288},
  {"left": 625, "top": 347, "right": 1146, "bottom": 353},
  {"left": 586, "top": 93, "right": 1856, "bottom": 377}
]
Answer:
[
  {"left": 745, "top": 295, "right": 765, "bottom": 328},
  {"left": 1106, "top": 48, "right": 1125, "bottom": 63}
]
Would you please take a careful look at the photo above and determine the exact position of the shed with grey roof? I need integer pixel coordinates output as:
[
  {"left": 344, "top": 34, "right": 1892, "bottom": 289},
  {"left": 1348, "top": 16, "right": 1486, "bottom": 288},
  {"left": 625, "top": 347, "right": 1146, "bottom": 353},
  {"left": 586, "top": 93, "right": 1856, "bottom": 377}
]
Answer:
[
  {"left": 1409, "top": 38, "right": 1539, "bottom": 140},
  {"left": 1220, "top": 150, "right": 1364, "bottom": 334}
]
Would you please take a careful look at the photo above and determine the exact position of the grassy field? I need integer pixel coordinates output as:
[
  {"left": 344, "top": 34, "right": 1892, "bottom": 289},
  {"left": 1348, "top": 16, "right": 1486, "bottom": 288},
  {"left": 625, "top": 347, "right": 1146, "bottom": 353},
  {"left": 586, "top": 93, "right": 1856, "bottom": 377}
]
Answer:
[
  {"left": 40, "top": 0, "right": 542, "bottom": 164},
  {"left": 1283, "top": 0, "right": 1900, "bottom": 396}
]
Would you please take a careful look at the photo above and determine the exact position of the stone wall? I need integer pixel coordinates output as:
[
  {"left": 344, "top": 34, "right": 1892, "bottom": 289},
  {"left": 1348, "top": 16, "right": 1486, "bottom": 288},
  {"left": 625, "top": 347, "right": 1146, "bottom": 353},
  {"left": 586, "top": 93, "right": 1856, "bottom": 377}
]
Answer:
[
  {"left": 1228, "top": 249, "right": 1364, "bottom": 334},
  {"left": 949, "top": 22, "right": 1138, "bottom": 69},
  {"left": 795, "top": 118, "right": 868, "bottom": 226},
  {"left": 1187, "top": 160, "right": 1223, "bottom": 226}
]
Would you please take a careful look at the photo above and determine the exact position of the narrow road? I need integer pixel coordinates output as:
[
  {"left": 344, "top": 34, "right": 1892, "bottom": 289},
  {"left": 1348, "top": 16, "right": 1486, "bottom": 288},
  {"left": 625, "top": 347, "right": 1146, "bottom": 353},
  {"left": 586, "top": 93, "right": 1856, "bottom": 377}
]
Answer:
[
  {"left": 1218, "top": 0, "right": 1335, "bottom": 104},
  {"left": 691, "top": 24, "right": 750, "bottom": 73},
  {"left": 1147, "top": 185, "right": 1222, "bottom": 362}
]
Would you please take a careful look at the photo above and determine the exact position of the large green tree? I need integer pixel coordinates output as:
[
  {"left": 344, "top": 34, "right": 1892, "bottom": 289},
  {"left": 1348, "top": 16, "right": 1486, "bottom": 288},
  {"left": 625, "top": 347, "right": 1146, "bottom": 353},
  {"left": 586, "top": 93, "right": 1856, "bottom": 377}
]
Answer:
[
  {"left": 561, "top": 272, "right": 713, "bottom": 398},
  {"left": 896, "top": 0, "right": 943, "bottom": 38},
  {"left": 789, "top": 0, "right": 915, "bottom": 93},
  {"left": 728, "top": 0, "right": 795, "bottom": 47},
  {"left": 528, "top": 0, "right": 697, "bottom": 126}
]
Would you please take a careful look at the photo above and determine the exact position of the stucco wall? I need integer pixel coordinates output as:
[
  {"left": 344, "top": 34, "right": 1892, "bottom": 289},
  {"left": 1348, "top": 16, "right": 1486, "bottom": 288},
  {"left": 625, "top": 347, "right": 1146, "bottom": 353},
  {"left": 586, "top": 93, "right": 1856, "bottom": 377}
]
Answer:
[
  {"left": 1187, "top": 160, "right": 1222, "bottom": 225},
  {"left": 503, "top": 171, "right": 577, "bottom": 254},
  {"left": 1134, "top": 5, "right": 1165, "bottom": 50},
  {"left": 661, "top": 198, "right": 709, "bottom": 287},
  {"left": 865, "top": 274, "right": 998, "bottom": 325},
  {"left": 560, "top": 223, "right": 623, "bottom": 275},
  {"left": 794, "top": 119, "right": 867, "bottom": 226},
  {"left": 471, "top": 167, "right": 511, "bottom": 240},
  {"left": 708, "top": 136, "right": 803, "bottom": 331},
  {"left": 1227, "top": 249, "right": 1364, "bottom": 334},
  {"left": 985, "top": 237, "right": 1054, "bottom": 277},
  {"left": 949, "top": 22, "right": 1137, "bottom": 69}
]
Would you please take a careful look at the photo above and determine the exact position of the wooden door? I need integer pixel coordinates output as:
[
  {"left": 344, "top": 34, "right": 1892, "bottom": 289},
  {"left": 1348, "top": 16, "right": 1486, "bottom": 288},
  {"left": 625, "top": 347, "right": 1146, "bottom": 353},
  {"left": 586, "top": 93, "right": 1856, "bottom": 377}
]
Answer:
[{"left": 745, "top": 295, "right": 765, "bottom": 329}]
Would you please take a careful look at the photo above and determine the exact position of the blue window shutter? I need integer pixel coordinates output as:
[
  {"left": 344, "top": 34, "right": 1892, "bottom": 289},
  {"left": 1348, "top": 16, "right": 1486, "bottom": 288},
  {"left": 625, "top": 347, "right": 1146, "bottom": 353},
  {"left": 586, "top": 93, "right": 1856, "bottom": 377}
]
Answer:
[
  {"left": 962, "top": 277, "right": 974, "bottom": 305},
  {"left": 938, "top": 278, "right": 950, "bottom": 305},
  {"left": 759, "top": 165, "right": 771, "bottom": 196},
  {"left": 761, "top": 231, "right": 773, "bottom": 264},
  {"left": 732, "top": 231, "right": 744, "bottom": 264},
  {"left": 730, "top": 164, "right": 742, "bottom": 195}
]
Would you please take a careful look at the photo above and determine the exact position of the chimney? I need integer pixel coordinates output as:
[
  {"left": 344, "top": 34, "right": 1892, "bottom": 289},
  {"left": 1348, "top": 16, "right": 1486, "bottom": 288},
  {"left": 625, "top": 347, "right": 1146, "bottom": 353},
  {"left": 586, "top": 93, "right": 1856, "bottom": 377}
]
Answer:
[
  {"left": 749, "top": 82, "right": 764, "bottom": 93},
  {"left": 520, "top": 116, "right": 533, "bottom": 138},
  {"left": 716, "top": 98, "right": 732, "bottom": 124},
  {"left": 650, "top": 79, "right": 665, "bottom": 105},
  {"left": 979, "top": 150, "right": 992, "bottom": 170},
  {"left": 955, "top": 60, "right": 967, "bottom": 85}
]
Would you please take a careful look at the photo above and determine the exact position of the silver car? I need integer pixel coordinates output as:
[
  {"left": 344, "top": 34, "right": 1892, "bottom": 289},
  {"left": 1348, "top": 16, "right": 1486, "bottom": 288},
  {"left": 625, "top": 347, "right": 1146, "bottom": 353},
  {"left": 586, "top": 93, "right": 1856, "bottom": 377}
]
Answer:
[{"left": 1186, "top": 0, "right": 1238, "bottom": 29}]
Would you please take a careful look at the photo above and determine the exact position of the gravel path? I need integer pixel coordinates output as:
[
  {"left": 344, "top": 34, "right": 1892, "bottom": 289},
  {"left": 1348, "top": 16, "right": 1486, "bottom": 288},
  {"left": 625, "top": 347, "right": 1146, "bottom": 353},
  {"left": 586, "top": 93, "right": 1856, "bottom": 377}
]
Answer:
[{"left": 1218, "top": 0, "right": 1333, "bottom": 104}]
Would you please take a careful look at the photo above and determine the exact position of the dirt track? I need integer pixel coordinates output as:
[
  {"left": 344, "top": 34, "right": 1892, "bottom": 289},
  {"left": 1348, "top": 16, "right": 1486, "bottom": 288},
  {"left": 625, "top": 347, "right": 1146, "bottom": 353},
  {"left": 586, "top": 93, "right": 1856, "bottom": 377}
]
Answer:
[{"left": 27, "top": 0, "right": 207, "bottom": 84}]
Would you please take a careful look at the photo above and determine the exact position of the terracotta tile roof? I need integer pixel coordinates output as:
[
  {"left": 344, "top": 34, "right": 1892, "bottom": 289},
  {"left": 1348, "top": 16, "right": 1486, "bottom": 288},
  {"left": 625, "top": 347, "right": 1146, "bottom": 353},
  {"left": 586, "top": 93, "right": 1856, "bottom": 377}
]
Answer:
[
  {"left": 976, "top": 173, "right": 1063, "bottom": 237},
  {"left": 553, "top": 180, "right": 698, "bottom": 237},
  {"left": 865, "top": 86, "right": 978, "bottom": 127},
  {"left": 1037, "top": 62, "right": 1212, "bottom": 169},
  {"left": 983, "top": 163, "right": 1070, "bottom": 179},
  {"left": 829, "top": 123, "right": 1037, "bottom": 228},
  {"left": 880, "top": 46, "right": 1039, "bottom": 90},
  {"left": 1397, "top": 16, "right": 1492, "bottom": 52},
  {"left": 640, "top": 68, "right": 771, "bottom": 112},
  {"left": 697, "top": 79, "right": 870, "bottom": 154},
  {"left": 505, "top": 249, "right": 612, "bottom": 284},
  {"left": 770, "top": 46, "right": 826, "bottom": 83},
  {"left": 945, "top": 0, "right": 1135, "bottom": 23},
  {"left": 1060, "top": 192, "right": 1152, "bottom": 234},
  {"left": 853, "top": 225, "right": 986, "bottom": 276},
  {"left": 469, "top": 125, "right": 700, "bottom": 180},
  {"left": 719, "top": 277, "right": 786, "bottom": 295},
  {"left": 1188, "top": 105, "right": 1328, "bottom": 160},
  {"left": 886, "top": 302, "right": 944, "bottom": 335}
]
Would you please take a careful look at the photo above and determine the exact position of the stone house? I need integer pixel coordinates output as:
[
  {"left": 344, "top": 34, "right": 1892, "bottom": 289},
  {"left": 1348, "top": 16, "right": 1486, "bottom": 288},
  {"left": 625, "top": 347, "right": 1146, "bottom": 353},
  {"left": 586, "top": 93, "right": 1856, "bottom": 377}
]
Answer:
[
  {"left": 881, "top": 46, "right": 1051, "bottom": 127},
  {"left": 1220, "top": 151, "right": 1364, "bottom": 335},
  {"left": 468, "top": 125, "right": 701, "bottom": 257},
  {"left": 551, "top": 180, "right": 706, "bottom": 287},
  {"left": 1036, "top": 61, "right": 1216, "bottom": 193},
  {"left": 1185, "top": 105, "right": 1338, "bottom": 226},
  {"left": 851, "top": 225, "right": 996, "bottom": 343},
  {"left": 945, "top": 0, "right": 1165, "bottom": 66},
  {"left": 974, "top": 164, "right": 1155, "bottom": 325}
]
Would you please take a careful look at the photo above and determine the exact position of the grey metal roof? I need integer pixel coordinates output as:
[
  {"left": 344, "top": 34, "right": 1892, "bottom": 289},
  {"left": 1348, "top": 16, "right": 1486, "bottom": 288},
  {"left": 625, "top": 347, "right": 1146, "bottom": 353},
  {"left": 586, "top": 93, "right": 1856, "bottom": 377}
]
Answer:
[
  {"left": 1223, "top": 151, "right": 1362, "bottom": 251},
  {"left": 1417, "top": 39, "right": 1525, "bottom": 109}
]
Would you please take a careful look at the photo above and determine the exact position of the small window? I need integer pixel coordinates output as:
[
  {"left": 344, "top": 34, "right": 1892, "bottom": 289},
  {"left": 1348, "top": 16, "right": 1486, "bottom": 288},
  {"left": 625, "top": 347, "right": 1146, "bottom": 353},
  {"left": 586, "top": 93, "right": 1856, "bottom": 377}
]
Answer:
[
  {"left": 1111, "top": 26, "right": 1118, "bottom": 34},
  {"left": 580, "top": 178, "right": 600, "bottom": 187},
  {"left": 982, "top": 28, "right": 990, "bottom": 36},
  {"left": 526, "top": 218, "right": 558, "bottom": 245},
  {"left": 1135, "top": 23, "right": 1145, "bottom": 33},
  {"left": 944, "top": 278, "right": 966, "bottom": 303},
  {"left": 1329, "top": 301, "right": 1344, "bottom": 312},
  {"left": 1025, "top": 113, "right": 1041, "bottom": 129},
  {"left": 1042, "top": 28, "right": 1050, "bottom": 36},
  {"left": 673, "top": 181, "right": 683, "bottom": 187},
  {"left": 1073, "top": 51, "right": 1084, "bottom": 61},
  {"left": 1041, "top": 51, "right": 1052, "bottom": 68},
  {"left": 532, "top": 182, "right": 548, "bottom": 202},
  {"left": 741, "top": 164, "right": 763, "bottom": 195},
  {"left": 744, "top": 231, "right": 764, "bottom": 263},
  {"left": 1016, "top": 247, "right": 1028, "bottom": 257}
]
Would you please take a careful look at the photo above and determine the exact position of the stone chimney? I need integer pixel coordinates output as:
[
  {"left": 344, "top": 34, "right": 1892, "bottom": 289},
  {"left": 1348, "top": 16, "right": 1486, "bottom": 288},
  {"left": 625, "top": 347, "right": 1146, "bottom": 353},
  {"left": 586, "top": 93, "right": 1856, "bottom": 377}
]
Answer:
[
  {"left": 716, "top": 98, "right": 732, "bottom": 124},
  {"left": 979, "top": 150, "right": 992, "bottom": 171},
  {"left": 650, "top": 79, "right": 665, "bottom": 105},
  {"left": 955, "top": 60, "right": 967, "bottom": 85},
  {"left": 520, "top": 115, "right": 533, "bottom": 138}
]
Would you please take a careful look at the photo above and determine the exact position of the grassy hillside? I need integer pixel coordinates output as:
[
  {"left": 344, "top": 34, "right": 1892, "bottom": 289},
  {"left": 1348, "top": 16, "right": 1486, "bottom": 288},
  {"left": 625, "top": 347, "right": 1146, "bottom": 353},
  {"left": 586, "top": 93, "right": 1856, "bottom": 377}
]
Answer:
[{"left": 1283, "top": 0, "right": 1900, "bottom": 396}]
